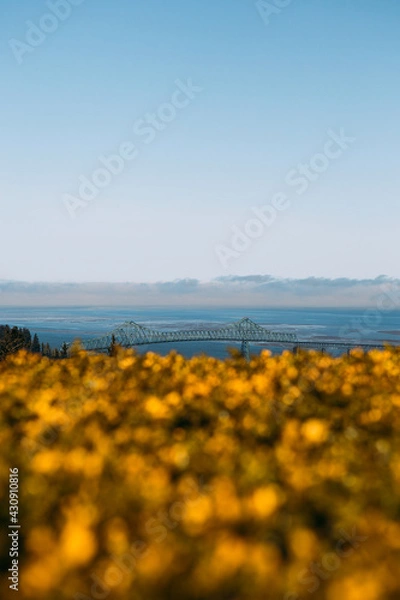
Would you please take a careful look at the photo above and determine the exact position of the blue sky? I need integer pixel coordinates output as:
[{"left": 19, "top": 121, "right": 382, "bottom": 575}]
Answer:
[{"left": 1, "top": 0, "right": 399, "bottom": 283}]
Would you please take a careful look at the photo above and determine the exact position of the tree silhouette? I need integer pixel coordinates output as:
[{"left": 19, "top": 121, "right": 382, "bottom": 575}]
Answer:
[
  {"left": 0, "top": 325, "right": 31, "bottom": 359},
  {"left": 31, "top": 334, "right": 41, "bottom": 353},
  {"left": 108, "top": 334, "right": 118, "bottom": 356}
]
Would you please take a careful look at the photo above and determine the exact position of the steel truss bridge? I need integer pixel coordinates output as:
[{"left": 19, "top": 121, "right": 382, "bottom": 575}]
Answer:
[{"left": 71, "top": 318, "right": 388, "bottom": 359}]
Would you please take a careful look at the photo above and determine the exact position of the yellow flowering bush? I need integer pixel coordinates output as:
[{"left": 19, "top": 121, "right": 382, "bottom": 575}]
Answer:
[{"left": 1, "top": 345, "right": 400, "bottom": 600}]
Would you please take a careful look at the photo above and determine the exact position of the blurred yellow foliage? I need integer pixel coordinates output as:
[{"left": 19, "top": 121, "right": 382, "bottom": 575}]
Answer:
[{"left": 0, "top": 346, "right": 400, "bottom": 599}]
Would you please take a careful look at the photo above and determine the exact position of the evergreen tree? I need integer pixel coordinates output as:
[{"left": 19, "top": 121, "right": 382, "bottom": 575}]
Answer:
[
  {"left": 21, "top": 328, "right": 32, "bottom": 349},
  {"left": 31, "top": 334, "right": 41, "bottom": 353},
  {"left": 0, "top": 325, "right": 29, "bottom": 359}
]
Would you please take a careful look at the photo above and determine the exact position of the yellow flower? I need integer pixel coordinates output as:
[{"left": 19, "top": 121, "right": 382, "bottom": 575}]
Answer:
[
  {"left": 289, "top": 528, "right": 318, "bottom": 559},
  {"left": 301, "top": 419, "right": 329, "bottom": 444},
  {"left": 144, "top": 395, "right": 169, "bottom": 418},
  {"left": 249, "top": 485, "right": 282, "bottom": 519},
  {"left": 59, "top": 521, "right": 97, "bottom": 567}
]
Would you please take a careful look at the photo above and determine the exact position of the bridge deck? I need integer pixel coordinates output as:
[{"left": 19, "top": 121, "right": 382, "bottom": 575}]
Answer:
[{"left": 68, "top": 317, "right": 390, "bottom": 354}]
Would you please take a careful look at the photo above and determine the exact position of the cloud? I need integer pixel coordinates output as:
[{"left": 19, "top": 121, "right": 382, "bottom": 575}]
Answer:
[
  {"left": 0, "top": 275, "right": 398, "bottom": 307},
  {"left": 154, "top": 279, "right": 200, "bottom": 294}
]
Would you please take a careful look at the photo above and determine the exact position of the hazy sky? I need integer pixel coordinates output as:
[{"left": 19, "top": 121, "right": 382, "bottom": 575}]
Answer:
[{"left": 1, "top": 0, "right": 399, "bottom": 283}]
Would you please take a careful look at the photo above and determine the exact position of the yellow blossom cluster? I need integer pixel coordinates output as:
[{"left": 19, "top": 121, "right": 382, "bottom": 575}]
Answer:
[{"left": 0, "top": 345, "right": 400, "bottom": 600}]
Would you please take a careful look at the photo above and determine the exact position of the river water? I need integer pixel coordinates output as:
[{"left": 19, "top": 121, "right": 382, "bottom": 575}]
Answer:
[{"left": 1, "top": 306, "right": 399, "bottom": 358}]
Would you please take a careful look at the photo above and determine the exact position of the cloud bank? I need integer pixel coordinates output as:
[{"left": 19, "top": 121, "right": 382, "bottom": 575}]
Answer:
[{"left": 0, "top": 275, "right": 399, "bottom": 308}]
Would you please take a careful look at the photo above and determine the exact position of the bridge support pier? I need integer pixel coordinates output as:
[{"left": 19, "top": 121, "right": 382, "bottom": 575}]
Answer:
[{"left": 241, "top": 340, "right": 250, "bottom": 361}]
